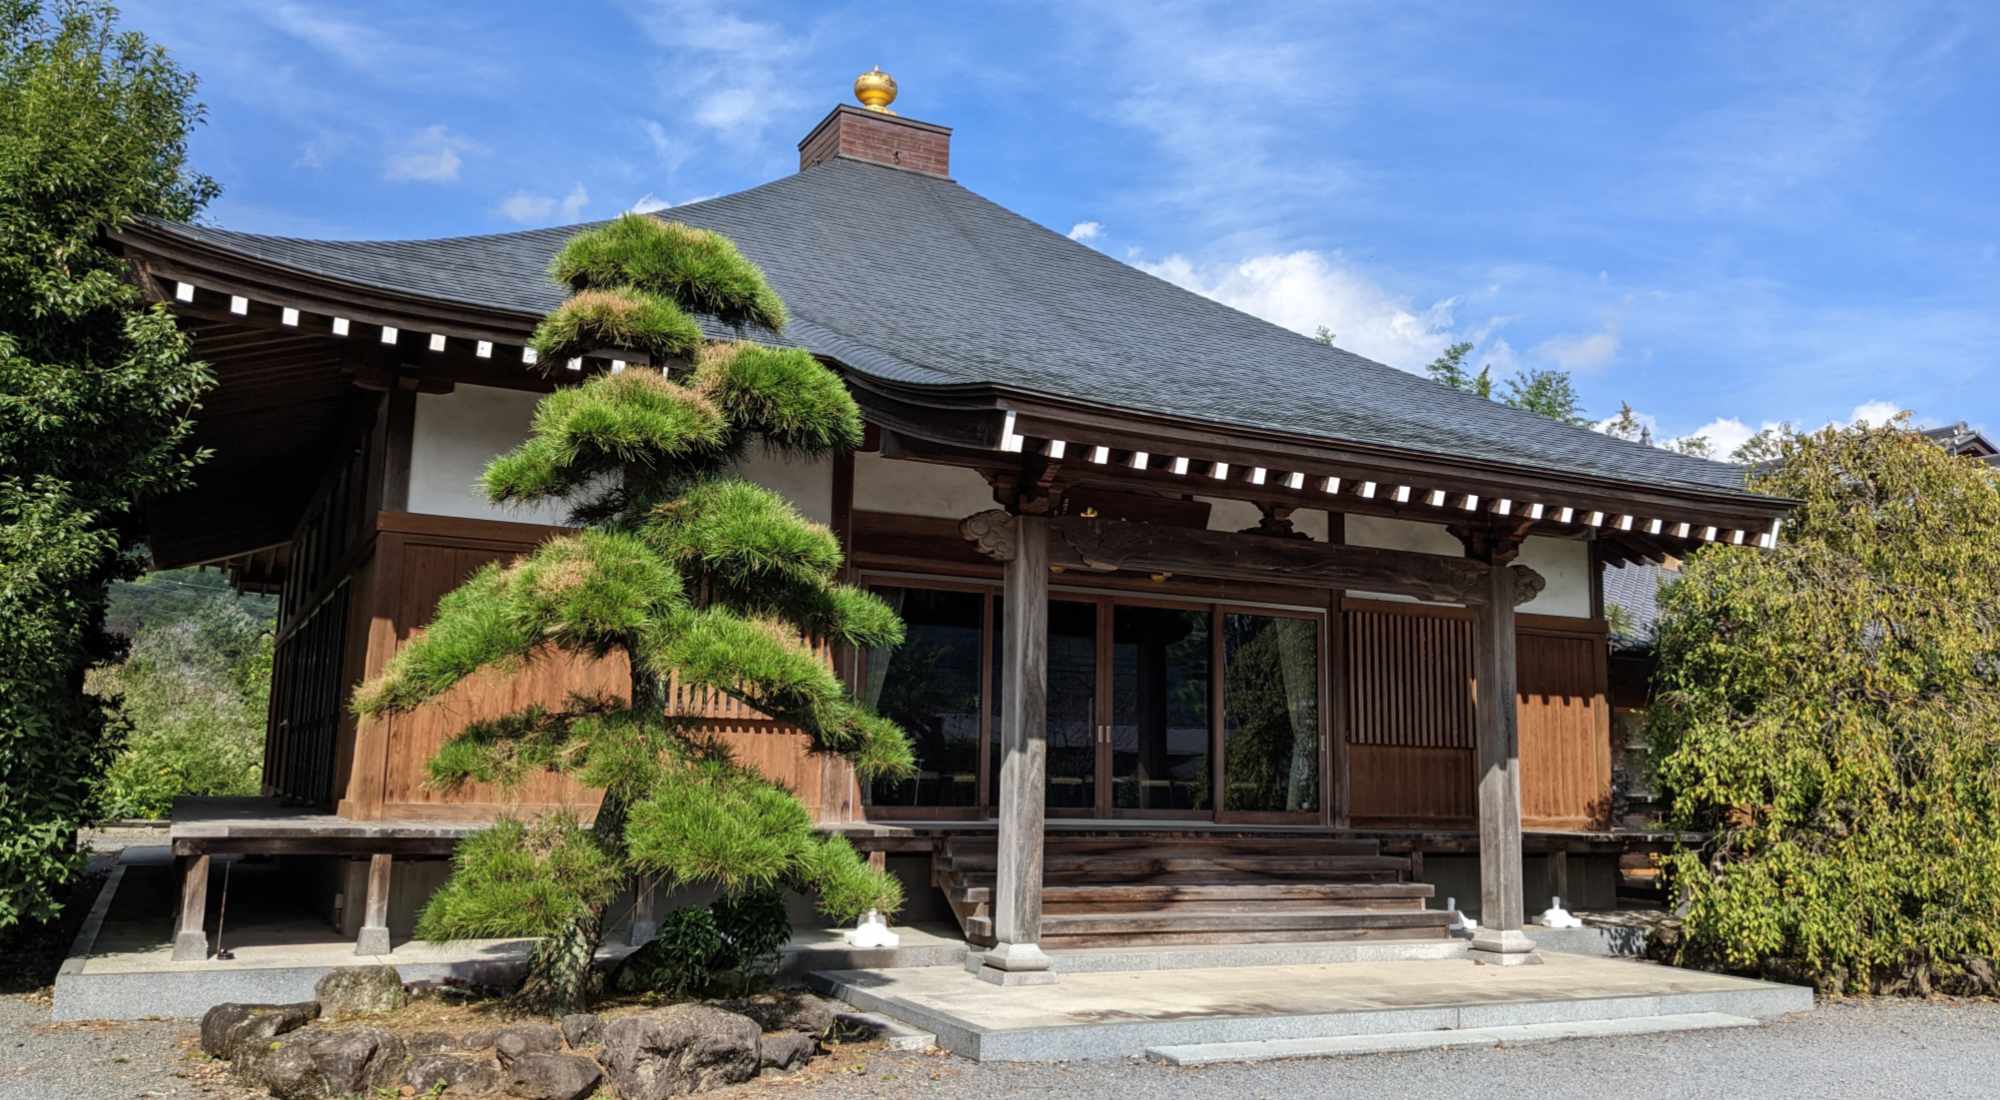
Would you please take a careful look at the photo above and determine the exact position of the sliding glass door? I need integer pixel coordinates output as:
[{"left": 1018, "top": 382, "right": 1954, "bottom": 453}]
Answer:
[
  {"left": 1109, "top": 604, "right": 1213, "bottom": 816},
  {"left": 863, "top": 579, "right": 1326, "bottom": 824},
  {"left": 1219, "top": 610, "right": 1324, "bottom": 821}
]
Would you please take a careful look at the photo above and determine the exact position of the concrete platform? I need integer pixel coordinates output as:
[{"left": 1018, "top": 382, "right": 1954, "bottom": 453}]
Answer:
[
  {"left": 51, "top": 846, "right": 966, "bottom": 1021},
  {"left": 813, "top": 952, "right": 1813, "bottom": 1062}
]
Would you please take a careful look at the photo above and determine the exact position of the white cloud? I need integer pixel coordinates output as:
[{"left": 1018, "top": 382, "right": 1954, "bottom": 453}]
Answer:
[
  {"left": 384, "top": 124, "right": 480, "bottom": 183},
  {"left": 295, "top": 130, "right": 349, "bottom": 170},
  {"left": 1846, "top": 400, "right": 1905, "bottom": 427},
  {"left": 1614, "top": 399, "right": 1916, "bottom": 463},
  {"left": 1533, "top": 323, "right": 1620, "bottom": 372},
  {"left": 1683, "top": 416, "right": 1756, "bottom": 458},
  {"left": 1067, "top": 221, "right": 1103, "bottom": 242},
  {"left": 496, "top": 192, "right": 555, "bottom": 223},
  {"left": 625, "top": 3, "right": 806, "bottom": 144},
  {"left": 497, "top": 182, "right": 590, "bottom": 225},
  {"left": 1138, "top": 250, "right": 1466, "bottom": 373},
  {"left": 627, "top": 192, "right": 716, "bottom": 215}
]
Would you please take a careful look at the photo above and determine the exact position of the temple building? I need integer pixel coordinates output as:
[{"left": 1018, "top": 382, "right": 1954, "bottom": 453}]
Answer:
[{"left": 111, "top": 71, "right": 1792, "bottom": 978}]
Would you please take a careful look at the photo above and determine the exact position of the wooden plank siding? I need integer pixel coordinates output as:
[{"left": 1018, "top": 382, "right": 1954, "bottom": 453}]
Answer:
[
  {"left": 334, "top": 511, "right": 856, "bottom": 822},
  {"left": 297, "top": 502, "right": 1607, "bottom": 829},
  {"left": 1341, "top": 597, "right": 1611, "bottom": 830}
]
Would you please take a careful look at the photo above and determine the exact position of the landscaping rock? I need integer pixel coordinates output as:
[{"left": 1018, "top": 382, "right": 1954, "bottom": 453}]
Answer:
[
  {"left": 494, "top": 1023, "right": 563, "bottom": 1066},
  {"left": 198, "top": 1001, "right": 320, "bottom": 1061},
  {"left": 242, "top": 1037, "right": 325, "bottom": 1100},
  {"left": 560, "top": 1012, "right": 602, "bottom": 1049},
  {"left": 410, "top": 1027, "right": 502, "bottom": 1055},
  {"left": 718, "top": 991, "right": 839, "bottom": 1038},
  {"left": 313, "top": 964, "right": 406, "bottom": 1018},
  {"left": 308, "top": 1027, "right": 407, "bottom": 1095},
  {"left": 407, "top": 1051, "right": 505, "bottom": 1096},
  {"left": 758, "top": 1029, "right": 817, "bottom": 1074},
  {"left": 505, "top": 1052, "right": 602, "bottom": 1100},
  {"left": 600, "top": 1005, "right": 761, "bottom": 1099}
]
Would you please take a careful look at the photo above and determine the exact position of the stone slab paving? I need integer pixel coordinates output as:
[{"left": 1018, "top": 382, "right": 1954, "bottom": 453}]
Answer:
[
  {"left": 816, "top": 952, "right": 1813, "bottom": 1061},
  {"left": 1144, "top": 1010, "right": 1760, "bottom": 1064}
]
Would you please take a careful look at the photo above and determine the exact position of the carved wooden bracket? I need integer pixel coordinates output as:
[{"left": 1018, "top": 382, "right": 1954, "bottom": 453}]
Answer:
[
  {"left": 1507, "top": 564, "right": 1547, "bottom": 606},
  {"left": 1240, "top": 503, "right": 1310, "bottom": 540},
  {"left": 960, "top": 508, "right": 1018, "bottom": 562}
]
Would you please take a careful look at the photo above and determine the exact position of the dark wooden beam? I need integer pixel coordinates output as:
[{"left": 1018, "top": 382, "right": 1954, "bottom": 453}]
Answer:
[{"left": 960, "top": 509, "right": 1545, "bottom": 607}]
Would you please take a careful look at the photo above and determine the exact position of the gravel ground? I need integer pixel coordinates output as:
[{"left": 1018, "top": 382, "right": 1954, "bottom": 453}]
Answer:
[{"left": 4, "top": 996, "right": 1995, "bottom": 1099}]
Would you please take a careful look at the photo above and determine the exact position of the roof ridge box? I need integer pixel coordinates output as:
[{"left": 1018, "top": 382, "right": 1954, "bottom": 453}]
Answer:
[{"left": 798, "top": 68, "right": 951, "bottom": 177}]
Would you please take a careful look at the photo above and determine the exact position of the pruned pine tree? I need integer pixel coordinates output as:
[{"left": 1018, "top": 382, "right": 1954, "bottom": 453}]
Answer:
[{"left": 352, "top": 214, "right": 914, "bottom": 1013}]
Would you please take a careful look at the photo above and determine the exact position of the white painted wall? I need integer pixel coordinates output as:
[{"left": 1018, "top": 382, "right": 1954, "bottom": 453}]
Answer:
[
  {"left": 734, "top": 447, "right": 833, "bottom": 527},
  {"left": 409, "top": 386, "right": 573, "bottom": 527},
  {"left": 1341, "top": 513, "right": 1592, "bottom": 618},
  {"left": 410, "top": 384, "right": 836, "bottom": 530},
  {"left": 1197, "top": 496, "right": 1329, "bottom": 542},
  {"left": 1514, "top": 535, "right": 1592, "bottom": 618},
  {"left": 852, "top": 451, "right": 993, "bottom": 519}
]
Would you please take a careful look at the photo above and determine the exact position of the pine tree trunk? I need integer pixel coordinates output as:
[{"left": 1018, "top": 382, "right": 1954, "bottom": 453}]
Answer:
[{"left": 513, "top": 652, "right": 658, "bottom": 1014}]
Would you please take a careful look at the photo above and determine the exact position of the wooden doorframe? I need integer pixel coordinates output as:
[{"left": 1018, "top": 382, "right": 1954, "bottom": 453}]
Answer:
[{"left": 850, "top": 571, "right": 1336, "bottom": 826}]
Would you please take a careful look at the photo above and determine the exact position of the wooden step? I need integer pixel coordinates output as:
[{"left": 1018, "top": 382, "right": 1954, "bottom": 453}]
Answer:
[
  {"left": 949, "top": 880, "right": 1434, "bottom": 907},
  {"left": 963, "top": 906, "right": 1453, "bottom": 941},
  {"left": 940, "top": 844, "right": 1384, "bottom": 864},
  {"left": 942, "top": 854, "right": 1415, "bottom": 879}
]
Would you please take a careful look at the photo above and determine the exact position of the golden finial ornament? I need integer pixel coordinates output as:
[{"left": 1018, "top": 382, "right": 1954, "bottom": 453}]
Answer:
[{"left": 853, "top": 66, "right": 898, "bottom": 114}]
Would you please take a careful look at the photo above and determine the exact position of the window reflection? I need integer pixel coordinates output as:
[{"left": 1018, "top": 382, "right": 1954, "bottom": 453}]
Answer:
[
  {"left": 862, "top": 587, "right": 984, "bottom": 807},
  {"left": 1221, "top": 613, "right": 1321, "bottom": 814}
]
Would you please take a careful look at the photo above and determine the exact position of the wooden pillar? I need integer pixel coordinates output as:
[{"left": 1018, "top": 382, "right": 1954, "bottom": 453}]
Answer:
[
  {"left": 355, "top": 853, "right": 393, "bottom": 956},
  {"left": 629, "top": 877, "right": 658, "bottom": 946},
  {"left": 1469, "top": 557, "right": 1539, "bottom": 965},
  {"left": 973, "top": 513, "right": 1056, "bottom": 985},
  {"left": 172, "top": 854, "right": 211, "bottom": 962}
]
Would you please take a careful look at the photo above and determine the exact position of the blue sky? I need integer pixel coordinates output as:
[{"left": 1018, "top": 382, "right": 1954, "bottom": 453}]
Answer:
[{"left": 123, "top": 1, "right": 1998, "bottom": 452}]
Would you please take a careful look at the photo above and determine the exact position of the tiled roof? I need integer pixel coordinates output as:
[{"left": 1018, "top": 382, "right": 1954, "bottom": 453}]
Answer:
[
  {"left": 1603, "top": 561, "right": 1676, "bottom": 652},
  {"left": 144, "top": 156, "right": 1763, "bottom": 499}
]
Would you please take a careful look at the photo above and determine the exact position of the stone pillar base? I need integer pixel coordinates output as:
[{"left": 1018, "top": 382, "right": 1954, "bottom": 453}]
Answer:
[
  {"left": 171, "top": 929, "right": 209, "bottom": 962},
  {"left": 968, "top": 941, "right": 1058, "bottom": 986},
  {"left": 1469, "top": 927, "right": 1542, "bottom": 966},
  {"left": 354, "top": 926, "right": 392, "bottom": 957}
]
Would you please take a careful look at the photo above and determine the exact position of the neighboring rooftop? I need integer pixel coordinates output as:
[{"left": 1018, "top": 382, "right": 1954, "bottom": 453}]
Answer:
[{"left": 1924, "top": 422, "right": 1999, "bottom": 466}]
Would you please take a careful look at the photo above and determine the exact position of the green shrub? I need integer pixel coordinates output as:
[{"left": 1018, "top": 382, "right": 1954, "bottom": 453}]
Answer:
[
  {"left": 615, "top": 887, "right": 791, "bottom": 998},
  {"left": 0, "top": 2, "right": 219, "bottom": 929},
  {"left": 1649, "top": 420, "right": 2000, "bottom": 994},
  {"left": 95, "top": 586, "right": 272, "bottom": 819}
]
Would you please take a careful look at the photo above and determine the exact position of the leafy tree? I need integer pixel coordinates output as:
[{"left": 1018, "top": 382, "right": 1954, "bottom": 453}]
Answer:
[
  {"left": 0, "top": 0, "right": 216, "bottom": 931},
  {"left": 1310, "top": 326, "right": 1335, "bottom": 346},
  {"left": 1424, "top": 341, "right": 1491, "bottom": 398},
  {"left": 1648, "top": 419, "right": 2000, "bottom": 993},
  {"left": 1666, "top": 434, "right": 1713, "bottom": 458},
  {"left": 1500, "top": 367, "right": 1588, "bottom": 426},
  {"left": 92, "top": 571, "right": 275, "bottom": 818},
  {"left": 353, "top": 214, "right": 912, "bottom": 1013},
  {"left": 1730, "top": 424, "right": 1794, "bottom": 465},
  {"left": 1600, "top": 401, "right": 1655, "bottom": 446}
]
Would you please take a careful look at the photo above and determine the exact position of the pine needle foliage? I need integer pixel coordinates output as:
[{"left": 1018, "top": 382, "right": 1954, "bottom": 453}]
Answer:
[
  {"left": 413, "top": 815, "right": 622, "bottom": 941},
  {"left": 530, "top": 287, "right": 703, "bottom": 367},
  {"left": 353, "top": 216, "right": 909, "bottom": 1013},
  {"left": 1649, "top": 419, "right": 2000, "bottom": 995},
  {"left": 550, "top": 214, "right": 787, "bottom": 332}
]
